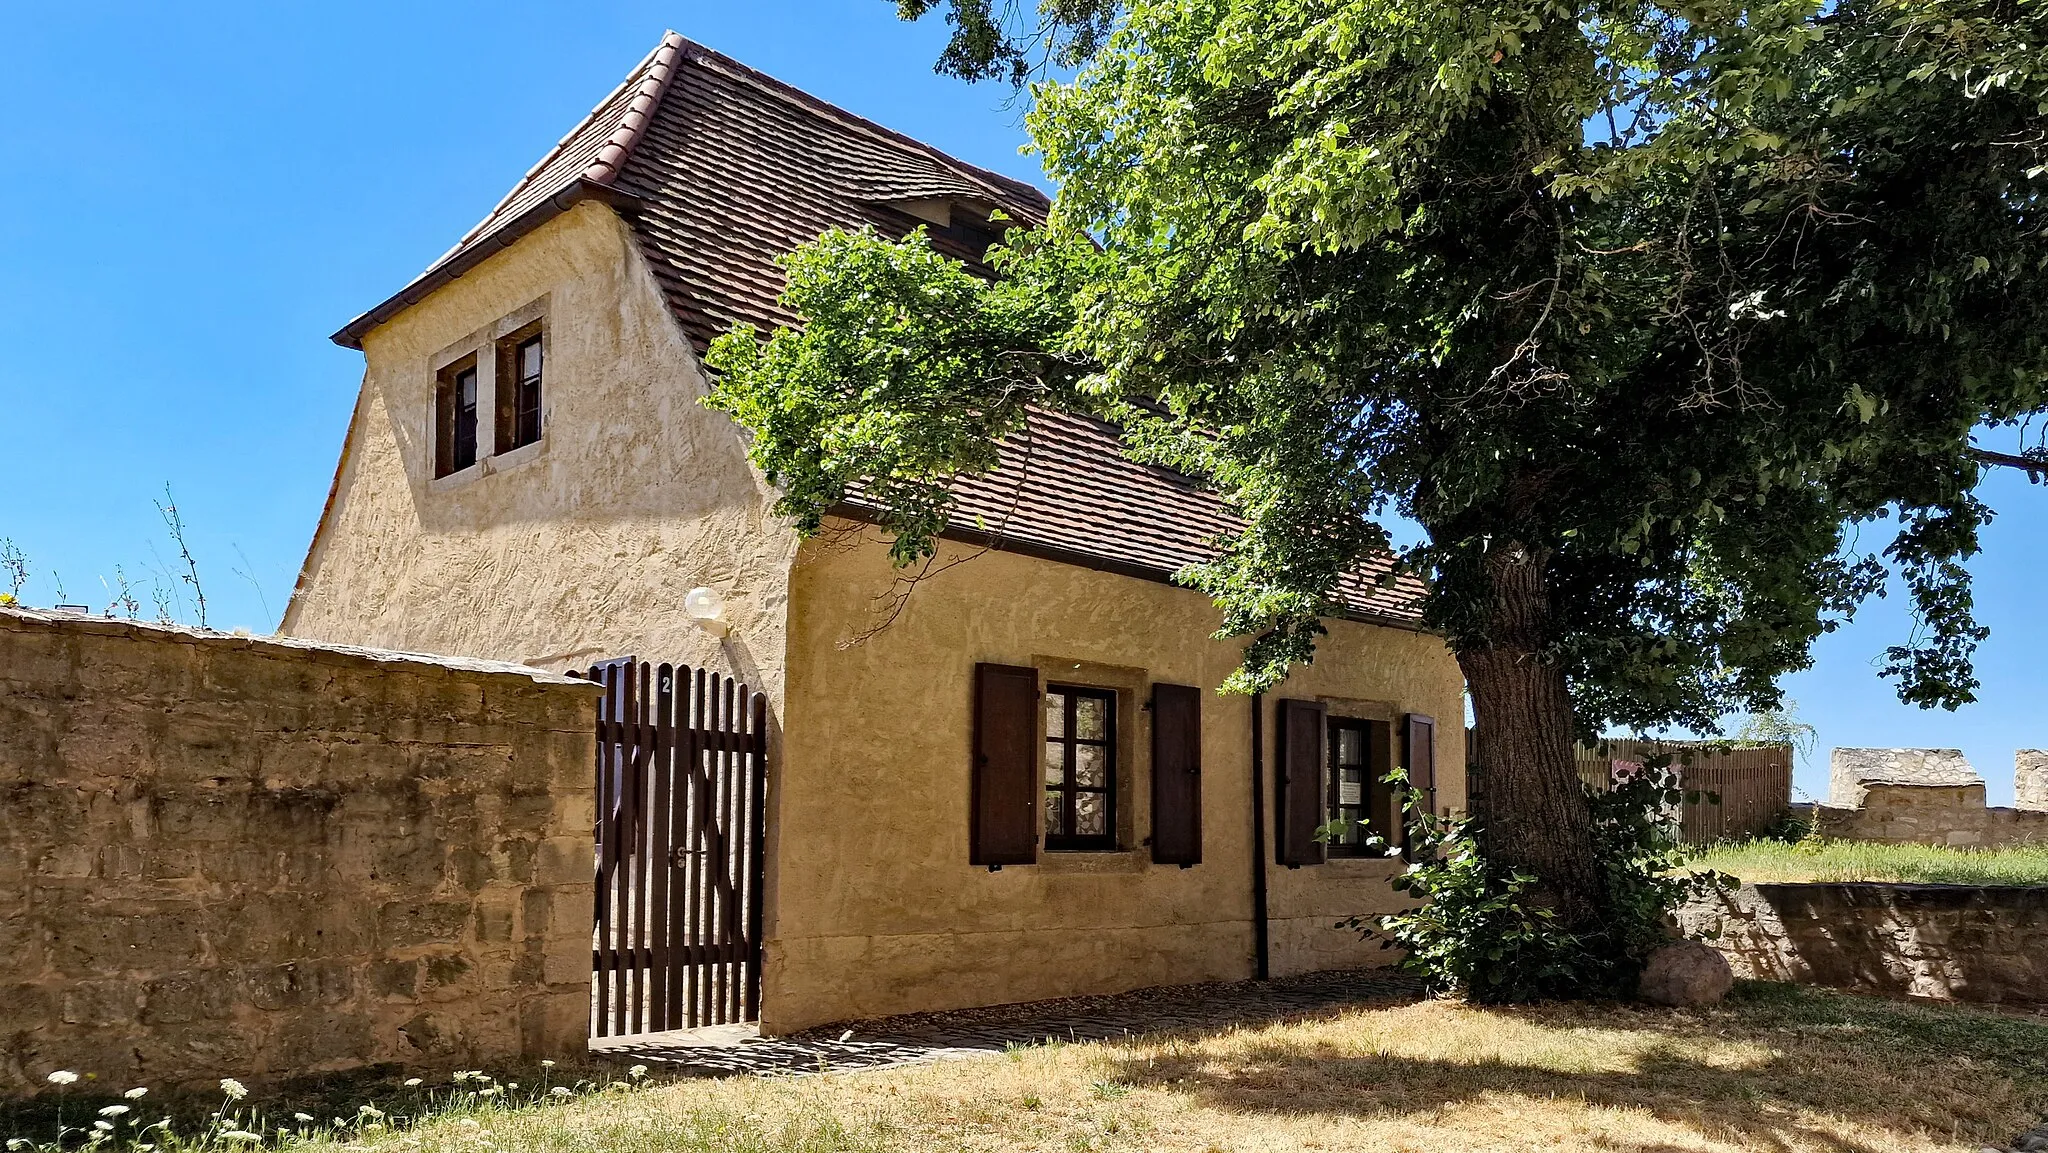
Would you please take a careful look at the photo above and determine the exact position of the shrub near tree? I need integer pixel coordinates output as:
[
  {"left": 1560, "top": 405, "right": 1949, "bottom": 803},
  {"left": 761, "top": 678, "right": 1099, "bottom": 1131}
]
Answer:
[{"left": 707, "top": 0, "right": 2048, "bottom": 995}]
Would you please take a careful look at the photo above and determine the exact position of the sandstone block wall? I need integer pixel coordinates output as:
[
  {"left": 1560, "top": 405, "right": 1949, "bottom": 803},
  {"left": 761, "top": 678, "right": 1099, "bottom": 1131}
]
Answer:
[
  {"left": 2019, "top": 751, "right": 2048, "bottom": 814},
  {"left": 1828, "top": 747, "right": 1981, "bottom": 808},
  {"left": 1817, "top": 747, "right": 2048, "bottom": 847},
  {"left": 1680, "top": 882, "right": 2047, "bottom": 1006},
  {"left": 0, "top": 608, "right": 601, "bottom": 1093}
]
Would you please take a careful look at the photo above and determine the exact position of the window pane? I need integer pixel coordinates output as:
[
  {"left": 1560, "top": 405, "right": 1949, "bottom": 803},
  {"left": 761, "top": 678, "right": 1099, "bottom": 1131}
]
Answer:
[
  {"left": 1044, "top": 790, "right": 1064, "bottom": 836},
  {"left": 1045, "top": 691, "right": 1066, "bottom": 738},
  {"left": 1075, "top": 792, "right": 1107, "bottom": 836},
  {"left": 1075, "top": 744, "right": 1108, "bottom": 788},
  {"left": 1075, "top": 694, "right": 1108, "bottom": 740},
  {"left": 1337, "top": 726, "right": 1363, "bottom": 765},
  {"left": 1043, "top": 742, "right": 1065, "bottom": 786},
  {"left": 520, "top": 338, "right": 542, "bottom": 381}
]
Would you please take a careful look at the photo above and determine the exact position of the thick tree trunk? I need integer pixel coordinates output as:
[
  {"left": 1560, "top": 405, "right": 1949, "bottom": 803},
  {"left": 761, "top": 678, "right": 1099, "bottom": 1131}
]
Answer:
[{"left": 1455, "top": 543, "right": 1603, "bottom": 927}]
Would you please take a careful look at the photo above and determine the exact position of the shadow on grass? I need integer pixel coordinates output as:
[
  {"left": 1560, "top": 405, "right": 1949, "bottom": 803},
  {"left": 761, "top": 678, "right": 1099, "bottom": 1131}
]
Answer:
[{"left": 1099, "top": 982, "right": 2048, "bottom": 1153}]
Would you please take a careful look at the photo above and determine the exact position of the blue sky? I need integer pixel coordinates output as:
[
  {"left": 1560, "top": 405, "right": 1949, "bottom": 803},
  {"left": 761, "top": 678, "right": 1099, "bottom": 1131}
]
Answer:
[{"left": 1, "top": 2, "right": 2040, "bottom": 803}]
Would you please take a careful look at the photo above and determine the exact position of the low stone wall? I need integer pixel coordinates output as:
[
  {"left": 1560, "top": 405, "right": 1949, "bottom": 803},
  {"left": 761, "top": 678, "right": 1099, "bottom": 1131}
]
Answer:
[
  {"left": 1817, "top": 747, "right": 2048, "bottom": 847},
  {"left": 1813, "top": 785, "right": 2048, "bottom": 847},
  {"left": 1680, "top": 882, "right": 2048, "bottom": 1006},
  {"left": 0, "top": 608, "right": 602, "bottom": 1094}
]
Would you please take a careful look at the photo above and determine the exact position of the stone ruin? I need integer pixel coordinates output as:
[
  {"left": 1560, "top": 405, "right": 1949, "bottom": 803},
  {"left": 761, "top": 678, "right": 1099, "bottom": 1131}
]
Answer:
[{"left": 1817, "top": 748, "right": 2048, "bottom": 847}]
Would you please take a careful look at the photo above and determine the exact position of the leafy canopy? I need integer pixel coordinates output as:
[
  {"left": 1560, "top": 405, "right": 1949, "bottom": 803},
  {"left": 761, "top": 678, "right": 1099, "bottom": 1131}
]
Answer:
[{"left": 711, "top": 0, "right": 2048, "bottom": 728}]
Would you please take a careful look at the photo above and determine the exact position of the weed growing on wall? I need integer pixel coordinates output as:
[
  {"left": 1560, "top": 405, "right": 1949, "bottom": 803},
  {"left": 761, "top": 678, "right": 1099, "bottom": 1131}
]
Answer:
[{"left": 1343, "top": 768, "right": 1735, "bottom": 1003}]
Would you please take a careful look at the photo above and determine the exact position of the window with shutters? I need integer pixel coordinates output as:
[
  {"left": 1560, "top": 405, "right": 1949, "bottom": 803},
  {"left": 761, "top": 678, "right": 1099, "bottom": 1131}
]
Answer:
[
  {"left": 434, "top": 354, "right": 480, "bottom": 478},
  {"left": 1043, "top": 684, "right": 1117, "bottom": 850}
]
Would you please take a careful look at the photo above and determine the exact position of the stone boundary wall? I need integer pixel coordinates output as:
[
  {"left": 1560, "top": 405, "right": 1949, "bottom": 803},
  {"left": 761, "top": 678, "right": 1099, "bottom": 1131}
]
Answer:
[
  {"left": 1679, "top": 882, "right": 2047, "bottom": 1006},
  {"left": 0, "top": 608, "right": 602, "bottom": 1094},
  {"left": 1816, "top": 747, "right": 2048, "bottom": 847}
]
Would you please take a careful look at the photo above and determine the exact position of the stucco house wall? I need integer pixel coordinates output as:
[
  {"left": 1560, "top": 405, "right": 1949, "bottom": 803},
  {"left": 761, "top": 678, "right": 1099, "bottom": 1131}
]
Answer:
[
  {"left": 283, "top": 201, "right": 794, "bottom": 702},
  {"left": 765, "top": 523, "right": 1465, "bottom": 1033}
]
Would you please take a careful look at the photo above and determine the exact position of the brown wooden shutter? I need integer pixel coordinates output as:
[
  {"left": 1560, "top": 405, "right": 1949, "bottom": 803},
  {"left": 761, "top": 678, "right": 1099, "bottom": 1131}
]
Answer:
[
  {"left": 1275, "top": 699, "right": 1327, "bottom": 866},
  {"left": 1404, "top": 713, "right": 1438, "bottom": 813},
  {"left": 1149, "top": 683, "right": 1202, "bottom": 866},
  {"left": 972, "top": 663, "right": 1040, "bottom": 867}
]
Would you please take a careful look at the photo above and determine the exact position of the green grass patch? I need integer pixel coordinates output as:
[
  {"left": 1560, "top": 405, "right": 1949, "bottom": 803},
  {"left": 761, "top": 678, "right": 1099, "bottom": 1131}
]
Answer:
[{"left": 1690, "top": 837, "right": 2048, "bottom": 886}]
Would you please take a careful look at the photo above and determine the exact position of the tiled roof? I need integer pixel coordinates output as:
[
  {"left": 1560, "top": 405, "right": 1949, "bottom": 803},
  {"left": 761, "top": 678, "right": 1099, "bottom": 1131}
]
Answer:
[
  {"left": 850, "top": 408, "right": 1426, "bottom": 624},
  {"left": 332, "top": 32, "right": 1426, "bottom": 627}
]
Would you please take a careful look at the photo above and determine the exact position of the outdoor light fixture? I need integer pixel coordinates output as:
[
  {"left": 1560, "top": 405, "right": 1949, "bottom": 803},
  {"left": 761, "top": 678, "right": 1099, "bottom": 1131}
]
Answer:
[{"left": 684, "top": 586, "right": 728, "bottom": 636}]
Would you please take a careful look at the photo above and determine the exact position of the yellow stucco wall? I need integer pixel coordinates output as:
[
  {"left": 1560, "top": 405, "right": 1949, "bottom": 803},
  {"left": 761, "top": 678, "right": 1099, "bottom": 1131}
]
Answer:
[
  {"left": 287, "top": 205, "right": 1468, "bottom": 1036},
  {"left": 282, "top": 202, "right": 793, "bottom": 699},
  {"left": 766, "top": 522, "right": 1466, "bottom": 1033}
]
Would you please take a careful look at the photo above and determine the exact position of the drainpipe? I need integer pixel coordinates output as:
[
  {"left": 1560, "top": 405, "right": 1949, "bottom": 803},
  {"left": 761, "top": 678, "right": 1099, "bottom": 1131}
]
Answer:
[{"left": 1249, "top": 692, "right": 1270, "bottom": 980}]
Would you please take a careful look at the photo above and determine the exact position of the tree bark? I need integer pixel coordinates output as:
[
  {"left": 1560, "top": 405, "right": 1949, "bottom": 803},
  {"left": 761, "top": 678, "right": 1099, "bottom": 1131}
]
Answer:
[{"left": 1455, "top": 542, "right": 1603, "bottom": 926}]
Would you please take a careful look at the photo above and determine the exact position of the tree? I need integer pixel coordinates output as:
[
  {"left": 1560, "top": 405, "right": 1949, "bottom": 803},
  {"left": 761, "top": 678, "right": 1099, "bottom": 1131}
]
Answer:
[{"left": 711, "top": 0, "right": 2048, "bottom": 947}]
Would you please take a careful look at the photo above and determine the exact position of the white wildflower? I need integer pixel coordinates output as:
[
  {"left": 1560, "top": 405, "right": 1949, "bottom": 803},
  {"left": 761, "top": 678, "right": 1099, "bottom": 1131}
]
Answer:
[
  {"left": 93, "top": 1121, "right": 113, "bottom": 1131},
  {"left": 219, "top": 1078, "right": 248, "bottom": 1101},
  {"left": 539, "top": 1060, "right": 556, "bottom": 1069},
  {"left": 46, "top": 1071, "right": 80, "bottom": 1085},
  {"left": 550, "top": 1086, "right": 571, "bottom": 1098},
  {"left": 403, "top": 1077, "right": 423, "bottom": 1087},
  {"left": 123, "top": 1087, "right": 148, "bottom": 1100},
  {"left": 293, "top": 1113, "right": 314, "bottom": 1123},
  {"left": 99, "top": 1105, "right": 130, "bottom": 1117},
  {"left": 627, "top": 1064, "right": 648, "bottom": 1079},
  {"left": 477, "top": 1086, "right": 503, "bottom": 1098},
  {"left": 358, "top": 1105, "right": 385, "bottom": 1120},
  {"left": 220, "top": 1130, "right": 262, "bottom": 1143}
]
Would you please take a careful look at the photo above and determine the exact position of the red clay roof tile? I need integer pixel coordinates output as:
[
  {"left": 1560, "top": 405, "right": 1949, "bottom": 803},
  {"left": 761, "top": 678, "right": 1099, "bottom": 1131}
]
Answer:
[{"left": 335, "top": 31, "right": 1427, "bottom": 627}]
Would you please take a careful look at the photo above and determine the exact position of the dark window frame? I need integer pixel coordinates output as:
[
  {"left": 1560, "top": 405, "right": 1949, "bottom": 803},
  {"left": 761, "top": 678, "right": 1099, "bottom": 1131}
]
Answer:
[
  {"left": 1326, "top": 716, "right": 1397, "bottom": 857},
  {"left": 434, "top": 353, "right": 480, "bottom": 478},
  {"left": 495, "top": 322, "right": 544, "bottom": 454},
  {"left": 1042, "top": 683, "right": 1118, "bottom": 851}
]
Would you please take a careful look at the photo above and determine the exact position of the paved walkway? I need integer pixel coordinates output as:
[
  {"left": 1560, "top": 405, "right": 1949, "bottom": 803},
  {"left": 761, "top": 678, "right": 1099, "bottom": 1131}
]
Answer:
[{"left": 592, "top": 968, "right": 1425, "bottom": 1078}]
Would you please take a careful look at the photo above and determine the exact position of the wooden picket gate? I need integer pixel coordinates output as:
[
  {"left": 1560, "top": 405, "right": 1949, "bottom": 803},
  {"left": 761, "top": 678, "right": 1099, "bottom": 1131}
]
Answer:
[{"left": 582, "top": 659, "right": 767, "bottom": 1037}]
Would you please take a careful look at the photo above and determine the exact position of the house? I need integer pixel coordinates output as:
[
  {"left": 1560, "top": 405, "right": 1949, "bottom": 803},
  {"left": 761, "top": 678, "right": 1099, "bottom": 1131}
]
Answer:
[{"left": 282, "top": 31, "right": 1468, "bottom": 1036}]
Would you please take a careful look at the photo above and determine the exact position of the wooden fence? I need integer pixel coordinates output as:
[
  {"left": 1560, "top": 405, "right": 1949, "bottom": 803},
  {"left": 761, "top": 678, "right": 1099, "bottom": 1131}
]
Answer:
[
  {"left": 1464, "top": 730, "right": 1794, "bottom": 845},
  {"left": 1575, "top": 738, "right": 1793, "bottom": 844}
]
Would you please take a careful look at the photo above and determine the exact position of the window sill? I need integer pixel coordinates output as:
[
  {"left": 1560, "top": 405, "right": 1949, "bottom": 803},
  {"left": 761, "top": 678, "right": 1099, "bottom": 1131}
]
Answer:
[
  {"left": 428, "top": 462, "right": 486, "bottom": 493},
  {"left": 426, "top": 437, "right": 547, "bottom": 494},
  {"left": 1318, "top": 855, "right": 1408, "bottom": 876},
  {"left": 1033, "top": 849, "right": 1147, "bottom": 876},
  {"left": 492, "top": 436, "right": 547, "bottom": 473}
]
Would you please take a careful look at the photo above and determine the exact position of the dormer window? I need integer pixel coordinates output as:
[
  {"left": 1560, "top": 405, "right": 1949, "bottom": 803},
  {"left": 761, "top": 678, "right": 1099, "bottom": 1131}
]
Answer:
[
  {"left": 497, "top": 323, "right": 544, "bottom": 452},
  {"left": 435, "top": 354, "right": 480, "bottom": 478},
  {"left": 875, "top": 197, "right": 1016, "bottom": 266}
]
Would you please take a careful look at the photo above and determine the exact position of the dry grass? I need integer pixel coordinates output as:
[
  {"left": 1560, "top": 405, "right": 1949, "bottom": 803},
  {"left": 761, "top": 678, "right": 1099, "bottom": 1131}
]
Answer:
[
  {"left": 1692, "top": 839, "right": 2048, "bottom": 886},
  {"left": 340, "top": 983, "right": 2048, "bottom": 1153}
]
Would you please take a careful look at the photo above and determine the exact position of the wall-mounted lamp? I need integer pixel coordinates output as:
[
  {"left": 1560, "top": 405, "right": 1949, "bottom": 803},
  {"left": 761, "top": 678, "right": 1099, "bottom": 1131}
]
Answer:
[{"left": 684, "top": 586, "right": 728, "bottom": 637}]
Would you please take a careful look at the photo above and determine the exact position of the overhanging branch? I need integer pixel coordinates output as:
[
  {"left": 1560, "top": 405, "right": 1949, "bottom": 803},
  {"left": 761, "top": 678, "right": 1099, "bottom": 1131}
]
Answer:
[{"left": 1968, "top": 447, "right": 2048, "bottom": 484}]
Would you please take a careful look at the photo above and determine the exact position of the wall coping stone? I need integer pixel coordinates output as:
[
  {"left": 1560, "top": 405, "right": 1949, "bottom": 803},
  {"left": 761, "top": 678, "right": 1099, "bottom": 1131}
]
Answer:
[{"left": 0, "top": 606, "right": 597, "bottom": 688}]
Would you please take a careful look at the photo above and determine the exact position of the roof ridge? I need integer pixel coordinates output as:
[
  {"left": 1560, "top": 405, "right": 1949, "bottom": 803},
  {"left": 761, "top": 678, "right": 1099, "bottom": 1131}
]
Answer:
[
  {"left": 582, "top": 30, "right": 685, "bottom": 185},
  {"left": 665, "top": 34, "right": 1050, "bottom": 214}
]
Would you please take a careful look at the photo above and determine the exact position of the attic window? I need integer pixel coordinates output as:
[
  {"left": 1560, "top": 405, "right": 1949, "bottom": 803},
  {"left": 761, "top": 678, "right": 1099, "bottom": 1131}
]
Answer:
[
  {"left": 496, "top": 323, "right": 544, "bottom": 453},
  {"left": 933, "top": 206, "right": 1008, "bottom": 264},
  {"left": 434, "top": 354, "right": 480, "bottom": 478}
]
